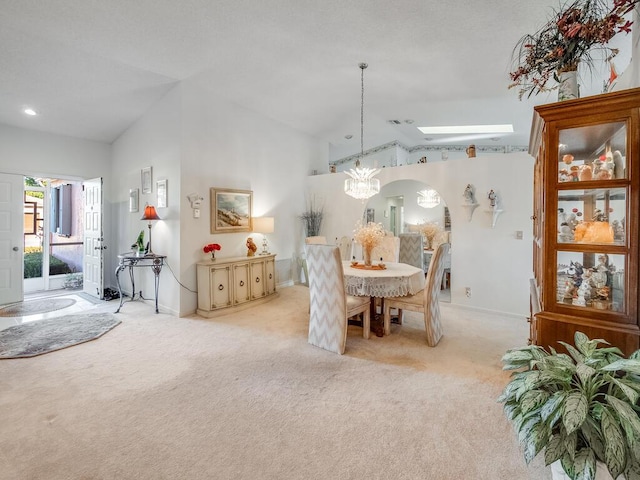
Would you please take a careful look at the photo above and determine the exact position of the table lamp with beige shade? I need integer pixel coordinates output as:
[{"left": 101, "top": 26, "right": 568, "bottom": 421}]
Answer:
[{"left": 252, "top": 217, "right": 275, "bottom": 255}]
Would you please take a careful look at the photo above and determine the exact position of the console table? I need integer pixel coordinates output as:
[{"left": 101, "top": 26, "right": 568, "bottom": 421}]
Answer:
[
  {"left": 196, "top": 254, "right": 277, "bottom": 318},
  {"left": 115, "top": 253, "right": 166, "bottom": 313}
]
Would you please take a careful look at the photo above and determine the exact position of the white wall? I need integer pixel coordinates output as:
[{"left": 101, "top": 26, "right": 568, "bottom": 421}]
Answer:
[
  {"left": 307, "top": 153, "right": 534, "bottom": 317},
  {"left": 110, "top": 86, "right": 182, "bottom": 315},
  {"left": 110, "top": 75, "right": 327, "bottom": 316},
  {"left": 178, "top": 74, "right": 327, "bottom": 315},
  {"left": 0, "top": 123, "right": 111, "bottom": 180}
]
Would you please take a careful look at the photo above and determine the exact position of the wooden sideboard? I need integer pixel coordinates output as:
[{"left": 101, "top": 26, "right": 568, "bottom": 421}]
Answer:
[{"left": 196, "top": 254, "right": 277, "bottom": 318}]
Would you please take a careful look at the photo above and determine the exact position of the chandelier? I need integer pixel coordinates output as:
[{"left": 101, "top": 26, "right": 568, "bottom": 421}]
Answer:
[
  {"left": 417, "top": 189, "right": 441, "bottom": 208},
  {"left": 344, "top": 62, "right": 380, "bottom": 200}
]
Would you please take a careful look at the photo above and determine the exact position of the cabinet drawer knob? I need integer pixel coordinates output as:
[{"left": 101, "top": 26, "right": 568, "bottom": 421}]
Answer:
[
  {"left": 218, "top": 284, "right": 224, "bottom": 291},
  {"left": 269, "top": 273, "right": 273, "bottom": 279},
  {"left": 255, "top": 277, "right": 260, "bottom": 283},
  {"left": 239, "top": 280, "right": 245, "bottom": 287}
]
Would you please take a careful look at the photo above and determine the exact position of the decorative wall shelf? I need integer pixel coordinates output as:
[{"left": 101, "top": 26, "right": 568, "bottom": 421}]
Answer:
[
  {"left": 461, "top": 203, "right": 479, "bottom": 222},
  {"left": 484, "top": 208, "right": 503, "bottom": 228}
]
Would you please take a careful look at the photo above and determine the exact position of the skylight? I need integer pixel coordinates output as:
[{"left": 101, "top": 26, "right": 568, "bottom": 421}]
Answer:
[{"left": 418, "top": 124, "right": 513, "bottom": 134}]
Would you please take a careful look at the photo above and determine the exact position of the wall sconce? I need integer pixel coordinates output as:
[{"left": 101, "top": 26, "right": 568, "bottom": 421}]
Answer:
[
  {"left": 141, "top": 204, "right": 161, "bottom": 254},
  {"left": 252, "top": 217, "right": 275, "bottom": 255}
]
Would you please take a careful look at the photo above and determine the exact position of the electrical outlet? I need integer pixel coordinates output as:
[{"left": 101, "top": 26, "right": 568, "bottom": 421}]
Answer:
[
  {"left": 515, "top": 230, "right": 523, "bottom": 240},
  {"left": 465, "top": 287, "right": 472, "bottom": 297}
]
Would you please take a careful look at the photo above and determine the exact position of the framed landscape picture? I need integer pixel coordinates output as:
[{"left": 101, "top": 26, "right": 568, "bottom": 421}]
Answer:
[
  {"left": 141, "top": 166, "right": 152, "bottom": 194},
  {"left": 210, "top": 188, "right": 252, "bottom": 233}
]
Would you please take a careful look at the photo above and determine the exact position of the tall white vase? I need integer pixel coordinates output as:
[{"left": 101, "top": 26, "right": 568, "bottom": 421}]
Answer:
[{"left": 558, "top": 69, "right": 579, "bottom": 101}]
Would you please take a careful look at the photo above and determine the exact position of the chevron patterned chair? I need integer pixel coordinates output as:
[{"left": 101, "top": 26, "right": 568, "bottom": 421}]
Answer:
[
  {"left": 306, "top": 244, "right": 371, "bottom": 354},
  {"left": 398, "top": 233, "right": 424, "bottom": 271},
  {"left": 382, "top": 243, "right": 450, "bottom": 346}
]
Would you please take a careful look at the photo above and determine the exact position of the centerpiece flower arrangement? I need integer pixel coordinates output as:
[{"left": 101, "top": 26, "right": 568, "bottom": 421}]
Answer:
[
  {"left": 353, "top": 221, "right": 385, "bottom": 266},
  {"left": 509, "top": 0, "right": 638, "bottom": 100},
  {"left": 419, "top": 222, "right": 443, "bottom": 250},
  {"left": 203, "top": 243, "right": 221, "bottom": 260}
]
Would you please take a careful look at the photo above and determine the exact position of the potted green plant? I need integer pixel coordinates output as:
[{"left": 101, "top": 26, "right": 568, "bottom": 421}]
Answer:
[{"left": 498, "top": 332, "right": 640, "bottom": 480}]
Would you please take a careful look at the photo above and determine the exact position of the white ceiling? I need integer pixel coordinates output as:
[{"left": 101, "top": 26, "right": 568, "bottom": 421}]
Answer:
[{"left": 0, "top": 1, "right": 634, "bottom": 157}]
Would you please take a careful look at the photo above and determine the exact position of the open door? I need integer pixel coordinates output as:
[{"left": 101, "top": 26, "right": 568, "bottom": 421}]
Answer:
[
  {"left": 0, "top": 173, "right": 24, "bottom": 305},
  {"left": 82, "top": 177, "right": 105, "bottom": 299}
]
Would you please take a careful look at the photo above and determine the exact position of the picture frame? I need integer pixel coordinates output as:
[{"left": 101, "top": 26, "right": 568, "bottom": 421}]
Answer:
[
  {"left": 210, "top": 188, "right": 253, "bottom": 234},
  {"left": 366, "top": 208, "right": 375, "bottom": 223},
  {"left": 157, "top": 179, "right": 167, "bottom": 208},
  {"left": 129, "top": 188, "right": 139, "bottom": 213},
  {"left": 141, "top": 166, "right": 152, "bottom": 194}
]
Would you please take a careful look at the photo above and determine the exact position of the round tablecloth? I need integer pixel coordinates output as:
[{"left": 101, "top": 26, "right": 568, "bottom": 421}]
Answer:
[{"left": 342, "top": 261, "right": 425, "bottom": 298}]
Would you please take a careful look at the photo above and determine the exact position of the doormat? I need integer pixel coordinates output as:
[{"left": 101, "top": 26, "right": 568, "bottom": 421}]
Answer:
[
  {"left": 0, "top": 313, "right": 121, "bottom": 359},
  {"left": 0, "top": 298, "right": 76, "bottom": 317}
]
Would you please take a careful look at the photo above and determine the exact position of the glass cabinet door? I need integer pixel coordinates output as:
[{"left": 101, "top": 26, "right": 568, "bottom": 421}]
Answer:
[
  {"left": 557, "top": 187, "right": 626, "bottom": 245},
  {"left": 557, "top": 122, "right": 626, "bottom": 183},
  {"left": 556, "top": 251, "right": 626, "bottom": 313}
]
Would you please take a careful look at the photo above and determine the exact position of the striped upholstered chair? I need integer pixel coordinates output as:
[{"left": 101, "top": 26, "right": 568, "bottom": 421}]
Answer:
[
  {"left": 306, "top": 244, "right": 371, "bottom": 354},
  {"left": 382, "top": 243, "right": 450, "bottom": 345},
  {"left": 398, "top": 233, "right": 424, "bottom": 271}
]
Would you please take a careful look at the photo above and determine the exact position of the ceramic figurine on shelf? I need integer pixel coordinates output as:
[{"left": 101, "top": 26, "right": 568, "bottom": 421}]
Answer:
[
  {"left": 463, "top": 184, "right": 476, "bottom": 204},
  {"left": 246, "top": 237, "right": 257, "bottom": 257},
  {"left": 488, "top": 189, "right": 497, "bottom": 208}
]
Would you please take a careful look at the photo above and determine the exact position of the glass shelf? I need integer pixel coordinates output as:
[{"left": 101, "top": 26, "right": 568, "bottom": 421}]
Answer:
[
  {"left": 557, "top": 187, "right": 626, "bottom": 245},
  {"left": 556, "top": 251, "right": 625, "bottom": 313}
]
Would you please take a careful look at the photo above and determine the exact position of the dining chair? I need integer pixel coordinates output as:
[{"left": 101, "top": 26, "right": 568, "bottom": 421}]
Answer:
[
  {"left": 398, "top": 233, "right": 424, "bottom": 270},
  {"left": 337, "top": 236, "right": 351, "bottom": 261},
  {"left": 382, "top": 243, "right": 450, "bottom": 345},
  {"left": 306, "top": 244, "right": 371, "bottom": 354},
  {"left": 371, "top": 236, "right": 400, "bottom": 263},
  {"left": 305, "top": 236, "right": 327, "bottom": 245},
  {"left": 301, "top": 236, "right": 328, "bottom": 286}
]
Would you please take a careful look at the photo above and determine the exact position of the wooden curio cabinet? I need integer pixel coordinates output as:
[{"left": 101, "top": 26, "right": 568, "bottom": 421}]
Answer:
[{"left": 529, "top": 88, "right": 640, "bottom": 355}]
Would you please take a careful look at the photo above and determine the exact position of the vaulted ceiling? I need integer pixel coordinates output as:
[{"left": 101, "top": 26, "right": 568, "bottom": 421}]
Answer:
[{"left": 0, "top": 1, "right": 634, "bottom": 158}]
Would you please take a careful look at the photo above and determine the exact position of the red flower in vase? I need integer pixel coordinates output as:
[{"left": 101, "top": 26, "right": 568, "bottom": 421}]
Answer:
[{"left": 203, "top": 243, "right": 221, "bottom": 254}]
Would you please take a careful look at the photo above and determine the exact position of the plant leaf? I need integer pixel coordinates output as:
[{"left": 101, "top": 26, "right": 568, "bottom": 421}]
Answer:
[
  {"left": 581, "top": 418, "right": 605, "bottom": 463},
  {"left": 563, "top": 392, "right": 588, "bottom": 435},
  {"left": 545, "top": 434, "right": 565, "bottom": 466},
  {"left": 601, "top": 359, "right": 640, "bottom": 375},
  {"left": 625, "top": 456, "right": 640, "bottom": 480},
  {"left": 601, "top": 407, "right": 626, "bottom": 479},
  {"left": 541, "top": 391, "right": 567, "bottom": 423},
  {"left": 561, "top": 451, "right": 577, "bottom": 479},
  {"left": 574, "top": 448, "right": 596, "bottom": 480},
  {"left": 630, "top": 350, "right": 640, "bottom": 361},
  {"left": 523, "top": 422, "right": 548, "bottom": 464},
  {"left": 606, "top": 395, "right": 640, "bottom": 450},
  {"left": 565, "top": 430, "right": 577, "bottom": 461},
  {"left": 576, "top": 362, "right": 596, "bottom": 385},
  {"left": 610, "top": 376, "right": 640, "bottom": 405},
  {"left": 520, "top": 390, "right": 549, "bottom": 414},
  {"left": 574, "top": 332, "right": 589, "bottom": 355},
  {"left": 559, "top": 341, "right": 585, "bottom": 363}
]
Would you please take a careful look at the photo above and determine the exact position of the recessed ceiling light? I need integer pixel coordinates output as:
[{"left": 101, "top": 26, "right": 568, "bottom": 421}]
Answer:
[
  {"left": 418, "top": 124, "right": 513, "bottom": 134},
  {"left": 23, "top": 107, "right": 38, "bottom": 116},
  {"left": 404, "top": 120, "right": 414, "bottom": 124},
  {"left": 345, "top": 134, "right": 353, "bottom": 139}
]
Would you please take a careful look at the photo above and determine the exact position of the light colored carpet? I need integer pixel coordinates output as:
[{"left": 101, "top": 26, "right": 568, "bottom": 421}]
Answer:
[{"left": 0, "top": 286, "right": 550, "bottom": 480}]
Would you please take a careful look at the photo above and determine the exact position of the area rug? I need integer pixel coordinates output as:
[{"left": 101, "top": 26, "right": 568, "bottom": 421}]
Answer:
[
  {"left": 0, "top": 298, "right": 76, "bottom": 317},
  {"left": 0, "top": 313, "right": 121, "bottom": 359}
]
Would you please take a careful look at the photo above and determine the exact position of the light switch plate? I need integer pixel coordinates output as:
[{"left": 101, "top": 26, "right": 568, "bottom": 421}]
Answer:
[{"left": 194, "top": 208, "right": 200, "bottom": 218}]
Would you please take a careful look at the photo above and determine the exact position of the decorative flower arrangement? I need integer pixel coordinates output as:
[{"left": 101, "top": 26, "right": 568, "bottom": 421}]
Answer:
[
  {"left": 203, "top": 243, "right": 221, "bottom": 259},
  {"left": 353, "top": 221, "right": 385, "bottom": 265},
  {"left": 418, "top": 222, "right": 443, "bottom": 249},
  {"left": 509, "top": 0, "right": 638, "bottom": 99}
]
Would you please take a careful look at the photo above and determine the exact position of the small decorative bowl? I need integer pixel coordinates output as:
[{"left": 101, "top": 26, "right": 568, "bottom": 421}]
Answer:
[{"left": 350, "top": 261, "right": 359, "bottom": 267}]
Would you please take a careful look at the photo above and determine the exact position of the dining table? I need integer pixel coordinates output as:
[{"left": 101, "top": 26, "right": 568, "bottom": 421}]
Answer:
[{"left": 342, "top": 261, "right": 425, "bottom": 337}]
